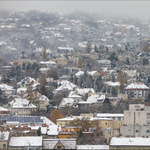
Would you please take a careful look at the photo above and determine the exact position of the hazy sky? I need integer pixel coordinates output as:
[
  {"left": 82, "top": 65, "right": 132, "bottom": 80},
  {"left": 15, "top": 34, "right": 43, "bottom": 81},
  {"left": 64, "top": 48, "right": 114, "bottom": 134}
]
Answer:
[{"left": 1, "top": 1, "right": 150, "bottom": 19}]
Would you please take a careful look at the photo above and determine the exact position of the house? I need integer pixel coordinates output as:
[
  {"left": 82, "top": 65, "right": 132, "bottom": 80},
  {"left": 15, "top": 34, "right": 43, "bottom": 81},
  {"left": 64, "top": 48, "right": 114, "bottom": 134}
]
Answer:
[
  {"left": 120, "top": 124, "right": 150, "bottom": 137},
  {"left": 96, "top": 113, "right": 124, "bottom": 129},
  {"left": 39, "top": 61, "right": 57, "bottom": 69},
  {"left": 59, "top": 98, "right": 75, "bottom": 109},
  {"left": 43, "top": 139, "right": 76, "bottom": 150},
  {"left": 68, "top": 91, "right": 82, "bottom": 102},
  {"left": 60, "top": 126, "right": 81, "bottom": 138},
  {"left": 64, "top": 67, "right": 81, "bottom": 74},
  {"left": 0, "top": 84, "right": 15, "bottom": 95},
  {"left": 41, "top": 124, "right": 60, "bottom": 139},
  {"left": 55, "top": 80, "right": 76, "bottom": 93},
  {"left": 97, "top": 59, "right": 111, "bottom": 68},
  {"left": 110, "top": 137, "right": 150, "bottom": 150},
  {"left": 74, "top": 71, "right": 100, "bottom": 80},
  {"left": 73, "top": 88, "right": 95, "bottom": 97},
  {"left": 125, "top": 82, "right": 149, "bottom": 99},
  {"left": 27, "top": 92, "right": 50, "bottom": 111},
  {"left": 124, "top": 104, "right": 150, "bottom": 126},
  {"left": 56, "top": 116, "right": 87, "bottom": 126},
  {"left": 49, "top": 58, "right": 69, "bottom": 67},
  {"left": 7, "top": 98, "right": 37, "bottom": 116},
  {"left": 86, "top": 95, "right": 105, "bottom": 104},
  {"left": 17, "top": 77, "right": 39, "bottom": 89},
  {"left": 13, "top": 59, "right": 37, "bottom": 66},
  {"left": 0, "top": 131, "right": 10, "bottom": 150},
  {"left": 8, "top": 136, "right": 43, "bottom": 150},
  {"left": 77, "top": 145, "right": 109, "bottom": 150},
  {"left": 0, "top": 106, "right": 10, "bottom": 115}
]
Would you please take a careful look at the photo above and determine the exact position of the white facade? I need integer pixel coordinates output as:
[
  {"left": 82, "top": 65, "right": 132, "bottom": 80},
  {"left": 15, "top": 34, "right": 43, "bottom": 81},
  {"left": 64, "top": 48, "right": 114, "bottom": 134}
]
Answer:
[
  {"left": 124, "top": 104, "right": 150, "bottom": 126},
  {"left": 121, "top": 124, "right": 150, "bottom": 137}
]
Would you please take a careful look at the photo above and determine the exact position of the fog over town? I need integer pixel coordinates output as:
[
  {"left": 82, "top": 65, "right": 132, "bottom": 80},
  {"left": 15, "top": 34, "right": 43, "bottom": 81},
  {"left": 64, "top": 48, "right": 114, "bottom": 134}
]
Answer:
[{"left": 1, "top": 1, "right": 150, "bottom": 149}]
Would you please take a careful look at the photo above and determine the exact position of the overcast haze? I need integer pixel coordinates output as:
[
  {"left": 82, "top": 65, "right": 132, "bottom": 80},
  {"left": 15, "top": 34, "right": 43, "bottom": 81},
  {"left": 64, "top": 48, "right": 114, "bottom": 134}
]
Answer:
[{"left": 1, "top": 1, "right": 150, "bottom": 19}]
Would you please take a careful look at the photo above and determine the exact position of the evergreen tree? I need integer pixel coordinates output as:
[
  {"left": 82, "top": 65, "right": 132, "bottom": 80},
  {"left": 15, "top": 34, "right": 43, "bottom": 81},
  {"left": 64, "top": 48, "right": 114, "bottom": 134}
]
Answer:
[
  {"left": 37, "top": 128, "right": 41, "bottom": 136},
  {"left": 79, "top": 76, "right": 84, "bottom": 88},
  {"left": 86, "top": 41, "right": 92, "bottom": 53},
  {"left": 22, "top": 62, "right": 26, "bottom": 70},
  {"left": 108, "top": 52, "right": 118, "bottom": 62},
  {"left": 125, "top": 57, "right": 130, "bottom": 65},
  {"left": 26, "top": 62, "right": 31, "bottom": 70},
  {"left": 69, "top": 74, "right": 73, "bottom": 83},
  {"left": 73, "top": 76, "right": 78, "bottom": 85},
  {"left": 94, "top": 44, "right": 98, "bottom": 53},
  {"left": 112, "top": 87, "right": 118, "bottom": 97},
  {"left": 111, "top": 74, "right": 115, "bottom": 82},
  {"left": 94, "top": 76, "right": 103, "bottom": 92}
]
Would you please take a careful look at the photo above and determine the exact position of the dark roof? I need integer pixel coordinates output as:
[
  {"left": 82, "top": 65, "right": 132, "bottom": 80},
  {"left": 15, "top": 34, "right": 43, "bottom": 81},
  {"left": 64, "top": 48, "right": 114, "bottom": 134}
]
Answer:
[{"left": 0, "top": 116, "right": 43, "bottom": 124}]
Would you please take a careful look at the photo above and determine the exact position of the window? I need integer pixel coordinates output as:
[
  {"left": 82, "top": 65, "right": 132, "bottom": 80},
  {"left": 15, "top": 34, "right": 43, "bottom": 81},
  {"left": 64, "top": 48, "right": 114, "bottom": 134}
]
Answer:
[
  {"left": 105, "top": 122, "right": 107, "bottom": 125},
  {"left": 118, "top": 117, "right": 121, "bottom": 121},
  {"left": 136, "top": 130, "right": 138, "bottom": 133},
  {"left": 147, "top": 130, "right": 149, "bottom": 133},
  {"left": 3, "top": 144, "right": 6, "bottom": 149},
  {"left": 57, "top": 146, "right": 61, "bottom": 149}
]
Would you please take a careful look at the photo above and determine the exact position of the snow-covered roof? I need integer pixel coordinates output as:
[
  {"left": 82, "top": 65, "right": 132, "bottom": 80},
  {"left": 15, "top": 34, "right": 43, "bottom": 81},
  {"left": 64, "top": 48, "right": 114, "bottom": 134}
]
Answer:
[
  {"left": 58, "top": 47, "right": 74, "bottom": 51},
  {"left": 43, "top": 139, "right": 76, "bottom": 149},
  {"left": 105, "top": 81, "right": 120, "bottom": 87},
  {"left": 59, "top": 98, "right": 75, "bottom": 108},
  {"left": 47, "top": 125, "right": 59, "bottom": 135},
  {"left": 0, "top": 131, "right": 10, "bottom": 141},
  {"left": 57, "top": 116, "right": 93, "bottom": 121},
  {"left": 8, "top": 98, "right": 37, "bottom": 109},
  {"left": 97, "top": 113, "right": 124, "bottom": 118},
  {"left": 0, "top": 41, "right": 7, "bottom": 46},
  {"left": 36, "top": 93, "right": 50, "bottom": 102},
  {"left": 76, "top": 88, "right": 95, "bottom": 96},
  {"left": 0, "top": 84, "right": 15, "bottom": 91},
  {"left": 77, "top": 145, "right": 109, "bottom": 150},
  {"left": 75, "top": 71, "right": 84, "bottom": 77},
  {"left": 75, "top": 71, "right": 98, "bottom": 77},
  {"left": 69, "top": 94, "right": 81, "bottom": 98},
  {"left": 7, "top": 46, "right": 17, "bottom": 51},
  {"left": 56, "top": 80, "right": 76, "bottom": 91},
  {"left": 22, "top": 24, "right": 30, "bottom": 27},
  {"left": 125, "top": 82, "right": 149, "bottom": 90},
  {"left": 17, "top": 77, "right": 39, "bottom": 86},
  {"left": 39, "top": 61, "right": 56, "bottom": 65},
  {"left": 41, "top": 127, "right": 47, "bottom": 134},
  {"left": 110, "top": 137, "right": 150, "bottom": 146},
  {"left": 0, "top": 106, "right": 9, "bottom": 112},
  {"left": 39, "top": 68, "right": 50, "bottom": 72},
  {"left": 78, "top": 101, "right": 92, "bottom": 104},
  {"left": 41, "top": 116, "right": 56, "bottom": 126},
  {"left": 87, "top": 95, "right": 105, "bottom": 103},
  {"left": 9, "top": 136, "right": 42, "bottom": 147},
  {"left": 17, "top": 88, "right": 27, "bottom": 93}
]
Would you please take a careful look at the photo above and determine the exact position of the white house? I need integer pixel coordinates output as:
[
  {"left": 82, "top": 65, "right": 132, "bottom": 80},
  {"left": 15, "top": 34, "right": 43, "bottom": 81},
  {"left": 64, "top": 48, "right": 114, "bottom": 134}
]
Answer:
[
  {"left": 0, "top": 84, "right": 15, "bottom": 95},
  {"left": 55, "top": 80, "right": 76, "bottom": 92},
  {"left": 125, "top": 82, "right": 149, "bottom": 99},
  {"left": 59, "top": 98, "right": 75, "bottom": 109},
  {"left": 7, "top": 98, "right": 37, "bottom": 116},
  {"left": 39, "top": 61, "right": 57, "bottom": 69}
]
